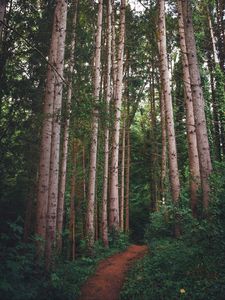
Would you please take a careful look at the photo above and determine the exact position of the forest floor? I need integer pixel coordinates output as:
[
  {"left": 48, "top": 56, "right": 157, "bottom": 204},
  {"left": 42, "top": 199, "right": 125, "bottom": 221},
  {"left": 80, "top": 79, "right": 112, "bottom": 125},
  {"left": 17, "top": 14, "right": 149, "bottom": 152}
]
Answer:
[{"left": 79, "top": 244, "right": 148, "bottom": 300}]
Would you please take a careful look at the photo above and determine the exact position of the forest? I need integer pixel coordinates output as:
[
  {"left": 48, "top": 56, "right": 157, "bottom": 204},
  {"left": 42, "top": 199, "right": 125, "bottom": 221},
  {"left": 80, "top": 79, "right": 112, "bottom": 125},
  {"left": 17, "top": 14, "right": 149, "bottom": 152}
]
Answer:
[{"left": 0, "top": 0, "right": 225, "bottom": 299}]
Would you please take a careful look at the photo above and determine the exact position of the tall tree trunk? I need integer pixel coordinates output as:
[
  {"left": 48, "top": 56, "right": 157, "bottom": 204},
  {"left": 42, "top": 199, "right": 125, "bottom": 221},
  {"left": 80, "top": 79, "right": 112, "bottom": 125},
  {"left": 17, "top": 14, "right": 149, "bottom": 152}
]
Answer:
[
  {"left": 160, "top": 89, "right": 167, "bottom": 205},
  {"left": 215, "top": 0, "right": 225, "bottom": 72},
  {"left": 45, "top": 0, "right": 67, "bottom": 270},
  {"left": 69, "top": 140, "right": 78, "bottom": 261},
  {"left": 86, "top": 0, "right": 103, "bottom": 250},
  {"left": 158, "top": 0, "right": 180, "bottom": 206},
  {"left": 208, "top": 57, "right": 221, "bottom": 161},
  {"left": 177, "top": 0, "right": 200, "bottom": 217},
  {"left": 120, "top": 116, "right": 126, "bottom": 231},
  {"left": 125, "top": 124, "right": 130, "bottom": 233},
  {"left": 182, "top": 0, "right": 212, "bottom": 211},
  {"left": 82, "top": 145, "right": 86, "bottom": 238},
  {"left": 57, "top": 0, "right": 78, "bottom": 253},
  {"left": 149, "top": 71, "right": 158, "bottom": 211},
  {"left": 0, "top": 0, "right": 7, "bottom": 41},
  {"left": 95, "top": 195, "right": 99, "bottom": 241},
  {"left": 35, "top": 0, "right": 65, "bottom": 257},
  {"left": 102, "top": 0, "right": 112, "bottom": 248},
  {"left": 206, "top": 7, "right": 219, "bottom": 65},
  {"left": 109, "top": 0, "right": 126, "bottom": 232}
]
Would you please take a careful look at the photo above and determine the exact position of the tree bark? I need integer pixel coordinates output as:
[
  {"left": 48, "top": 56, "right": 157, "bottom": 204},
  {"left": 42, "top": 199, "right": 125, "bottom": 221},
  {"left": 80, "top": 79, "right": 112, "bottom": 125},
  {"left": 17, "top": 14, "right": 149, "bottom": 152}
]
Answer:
[
  {"left": 86, "top": 0, "right": 103, "bottom": 250},
  {"left": 177, "top": 0, "right": 201, "bottom": 217},
  {"left": 120, "top": 116, "right": 126, "bottom": 231},
  {"left": 158, "top": 0, "right": 180, "bottom": 206},
  {"left": 82, "top": 145, "right": 87, "bottom": 238},
  {"left": 160, "top": 90, "right": 167, "bottom": 205},
  {"left": 109, "top": 0, "right": 126, "bottom": 232},
  {"left": 125, "top": 124, "right": 130, "bottom": 233},
  {"left": 182, "top": 0, "right": 212, "bottom": 211},
  {"left": 0, "top": 0, "right": 7, "bottom": 41},
  {"left": 35, "top": 0, "right": 64, "bottom": 257},
  {"left": 45, "top": 0, "right": 67, "bottom": 270},
  {"left": 102, "top": 0, "right": 112, "bottom": 248},
  {"left": 69, "top": 140, "right": 78, "bottom": 261},
  {"left": 57, "top": 0, "right": 78, "bottom": 253}
]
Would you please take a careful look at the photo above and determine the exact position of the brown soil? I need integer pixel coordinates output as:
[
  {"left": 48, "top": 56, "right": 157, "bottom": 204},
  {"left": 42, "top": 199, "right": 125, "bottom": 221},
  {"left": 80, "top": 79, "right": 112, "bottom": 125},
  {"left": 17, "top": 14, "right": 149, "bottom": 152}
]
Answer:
[{"left": 79, "top": 244, "right": 148, "bottom": 300}]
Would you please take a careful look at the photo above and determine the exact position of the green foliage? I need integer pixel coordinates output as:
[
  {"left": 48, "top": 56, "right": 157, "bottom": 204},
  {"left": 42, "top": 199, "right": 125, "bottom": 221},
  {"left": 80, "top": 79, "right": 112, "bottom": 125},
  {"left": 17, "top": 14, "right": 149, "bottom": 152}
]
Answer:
[
  {"left": 0, "top": 218, "right": 130, "bottom": 300},
  {"left": 121, "top": 167, "right": 225, "bottom": 300}
]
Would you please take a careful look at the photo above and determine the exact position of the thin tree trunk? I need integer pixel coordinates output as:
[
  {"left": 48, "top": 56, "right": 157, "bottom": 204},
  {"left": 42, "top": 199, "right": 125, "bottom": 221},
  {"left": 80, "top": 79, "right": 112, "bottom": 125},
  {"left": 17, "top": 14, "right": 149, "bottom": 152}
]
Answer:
[
  {"left": 69, "top": 140, "right": 78, "bottom": 261},
  {"left": 45, "top": 0, "right": 67, "bottom": 270},
  {"left": 95, "top": 195, "right": 98, "bottom": 241},
  {"left": 149, "top": 71, "right": 158, "bottom": 211},
  {"left": 120, "top": 116, "right": 126, "bottom": 231},
  {"left": 82, "top": 145, "right": 86, "bottom": 238},
  {"left": 160, "top": 89, "right": 167, "bottom": 205},
  {"left": 125, "top": 124, "right": 130, "bottom": 233},
  {"left": 206, "top": 6, "right": 222, "bottom": 161},
  {"left": 0, "top": 0, "right": 6, "bottom": 40},
  {"left": 182, "top": 0, "right": 212, "bottom": 211},
  {"left": 109, "top": 0, "right": 126, "bottom": 232},
  {"left": 57, "top": 0, "right": 78, "bottom": 253},
  {"left": 158, "top": 0, "right": 180, "bottom": 206},
  {"left": 111, "top": 0, "right": 117, "bottom": 98},
  {"left": 102, "top": 0, "right": 112, "bottom": 248},
  {"left": 86, "top": 0, "right": 103, "bottom": 250},
  {"left": 207, "top": 7, "right": 219, "bottom": 65},
  {"left": 208, "top": 57, "right": 221, "bottom": 161},
  {"left": 177, "top": 0, "right": 200, "bottom": 217},
  {"left": 215, "top": 0, "right": 225, "bottom": 72}
]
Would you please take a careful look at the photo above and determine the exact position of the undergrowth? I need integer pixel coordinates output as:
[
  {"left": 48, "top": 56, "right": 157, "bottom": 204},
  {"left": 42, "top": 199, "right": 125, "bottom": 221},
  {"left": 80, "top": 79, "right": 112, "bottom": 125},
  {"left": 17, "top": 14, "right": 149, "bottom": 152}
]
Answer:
[
  {"left": 0, "top": 225, "right": 129, "bottom": 300},
  {"left": 120, "top": 163, "right": 225, "bottom": 300}
]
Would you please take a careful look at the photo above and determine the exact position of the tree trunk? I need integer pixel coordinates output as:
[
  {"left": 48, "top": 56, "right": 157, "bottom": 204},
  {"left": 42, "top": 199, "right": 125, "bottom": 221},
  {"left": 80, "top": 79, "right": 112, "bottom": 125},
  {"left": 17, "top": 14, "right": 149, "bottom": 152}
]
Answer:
[
  {"left": 69, "top": 140, "right": 78, "bottom": 261},
  {"left": 182, "top": 0, "right": 212, "bottom": 211},
  {"left": 206, "top": 7, "right": 219, "bottom": 65},
  {"left": 45, "top": 0, "right": 67, "bottom": 270},
  {"left": 120, "top": 116, "right": 126, "bottom": 231},
  {"left": 57, "top": 0, "right": 78, "bottom": 253},
  {"left": 177, "top": 0, "right": 200, "bottom": 217},
  {"left": 35, "top": 0, "right": 64, "bottom": 257},
  {"left": 109, "top": 0, "right": 126, "bottom": 232},
  {"left": 102, "top": 0, "right": 112, "bottom": 248},
  {"left": 82, "top": 145, "right": 86, "bottom": 238},
  {"left": 160, "top": 89, "right": 167, "bottom": 205},
  {"left": 215, "top": 0, "right": 225, "bottom": 73},
  {"left": 0, "top": 0, "right": 6, "bottom": 41},
  {"left": 86, "top": 0, "right": 103, "bottom": 250},
  {"left": 149, "top": 71, "right": 158, "bottom": 211},
  {"left": 158, "top": 0, "right": 180, "bottom": 206},
  {"left": 125, "top": 124, "right": 130, "bottom": 233}
]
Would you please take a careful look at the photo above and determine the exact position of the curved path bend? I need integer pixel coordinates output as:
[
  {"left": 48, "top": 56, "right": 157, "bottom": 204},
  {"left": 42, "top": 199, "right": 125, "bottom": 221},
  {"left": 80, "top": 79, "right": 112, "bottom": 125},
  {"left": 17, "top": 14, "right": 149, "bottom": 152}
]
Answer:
[{"left": 79, "top": 244, "right": 148, "bottom": 300}]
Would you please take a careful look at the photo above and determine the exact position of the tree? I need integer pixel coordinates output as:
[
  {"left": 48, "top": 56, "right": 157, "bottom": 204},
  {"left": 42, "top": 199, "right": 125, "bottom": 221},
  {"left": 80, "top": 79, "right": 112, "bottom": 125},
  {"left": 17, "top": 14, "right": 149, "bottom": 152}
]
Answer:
[
  {"left": 86, "top": 0, "right": 103, "bottom": 250},
  {"left": 177, "top": 0, "right": 200, "bottom": 217},
  {"left": 57, "top": 0, "right": 78, "bottom": 253},
  {"left": 182, "top": 0, "right": 212, "bottom": 211},
  {"left": 0, "top": 0, "right": 7, "bottom": 40},
  {"left": 45, "top": 0, "right": 67, "bottom": 269},
  {"left": 36, "top": 0, "right": 67, "bottom": 257},
  {"left": 102, "top": 0, "right": 112, "bottom": 248},
  {"left": 35, "top": 0, "right": 67, "bottom": 268},
  {"left": 157, "top": 0, "right": 180, "bottom": 208},
  {"left": 109, "top": 0, "right": 126, "bottom": 232}
]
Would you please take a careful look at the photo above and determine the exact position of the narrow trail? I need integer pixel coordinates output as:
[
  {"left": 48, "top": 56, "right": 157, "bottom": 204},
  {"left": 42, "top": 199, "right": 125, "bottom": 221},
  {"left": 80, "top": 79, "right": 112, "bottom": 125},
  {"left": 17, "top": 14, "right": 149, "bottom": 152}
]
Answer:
[{"left": 79, "top": 244, "right": 148, "bottom": 300}]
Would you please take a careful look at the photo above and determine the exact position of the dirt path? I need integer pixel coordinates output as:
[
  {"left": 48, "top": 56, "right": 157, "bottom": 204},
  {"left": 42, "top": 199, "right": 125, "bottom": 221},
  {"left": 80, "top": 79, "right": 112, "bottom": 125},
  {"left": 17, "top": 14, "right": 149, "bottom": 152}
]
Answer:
[{"left": 79, "top": 244, "right": 148, "bottom": 300}]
